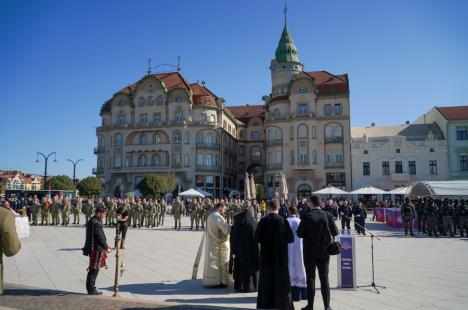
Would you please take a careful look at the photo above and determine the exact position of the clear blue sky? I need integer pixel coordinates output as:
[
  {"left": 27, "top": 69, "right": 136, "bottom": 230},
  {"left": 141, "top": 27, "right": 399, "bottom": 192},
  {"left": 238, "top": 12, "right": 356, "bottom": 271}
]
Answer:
[{"left": 1, "top": 0, "right": 467, "bottom": 180}]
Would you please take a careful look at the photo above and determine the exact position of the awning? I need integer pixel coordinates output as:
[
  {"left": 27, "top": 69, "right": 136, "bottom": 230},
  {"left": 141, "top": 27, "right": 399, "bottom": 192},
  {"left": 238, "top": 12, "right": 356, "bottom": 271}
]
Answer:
[
  {"left": 387, "top": 187, "right": 410, "bottom": 195},
  {"left": 349, "top": 186, "right": 388, "bottom": 195},
  {"left": 178, "top": 188, "right": 205, "bottom": 198},
  {"left": 194, "top": 188, "right": 213, "bottom": 197},
  {"left": 408, "top": 181, "right": 468, "bottom": 197},
  {"left": 313, "top": 186, "right": 348, "bottom": 195}
]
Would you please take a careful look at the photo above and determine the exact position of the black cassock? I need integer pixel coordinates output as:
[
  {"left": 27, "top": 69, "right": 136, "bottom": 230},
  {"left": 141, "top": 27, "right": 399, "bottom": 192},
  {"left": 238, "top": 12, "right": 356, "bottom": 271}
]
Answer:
[
  {"left": 255, "top": 213, "right": 295, "bottom": 310},
  {"left": 230, "top": 210, "right": 259, "bottom": 292}
]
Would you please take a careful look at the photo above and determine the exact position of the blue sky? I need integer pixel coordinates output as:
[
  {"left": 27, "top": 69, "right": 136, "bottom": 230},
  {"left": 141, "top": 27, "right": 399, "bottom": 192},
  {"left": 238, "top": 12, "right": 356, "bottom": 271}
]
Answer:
[{"left": 1, "top": 0, "right": 467, "bottom": 179}]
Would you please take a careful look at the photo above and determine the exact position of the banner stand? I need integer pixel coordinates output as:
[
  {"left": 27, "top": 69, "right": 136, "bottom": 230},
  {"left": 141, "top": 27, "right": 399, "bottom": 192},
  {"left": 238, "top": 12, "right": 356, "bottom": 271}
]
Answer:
[{"left": 337, "top": 234, "right": 356, "bottom": 289}]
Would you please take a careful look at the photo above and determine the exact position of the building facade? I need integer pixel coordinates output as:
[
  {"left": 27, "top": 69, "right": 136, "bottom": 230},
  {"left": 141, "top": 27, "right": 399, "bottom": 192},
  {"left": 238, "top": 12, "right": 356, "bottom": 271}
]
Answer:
[
  {"left": 415, "top": 106, "right": 468, "bottom": 180},
  {"left": 95, "top": 21, "right": 351, "bottom": 198},
  {"left": 351, "top": 123, "right": 449, "bottom": 192},
  {"left": 0, "top": 170, "right": 43, "bottom": 191}
]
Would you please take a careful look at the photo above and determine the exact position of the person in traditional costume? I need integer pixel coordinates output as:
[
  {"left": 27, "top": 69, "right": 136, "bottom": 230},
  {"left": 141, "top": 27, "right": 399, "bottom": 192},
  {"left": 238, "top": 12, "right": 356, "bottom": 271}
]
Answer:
[
  {"left": 287, "top": 206, "right": 307, "bottom": 302},
  {"left": 255, "top": 200, "right": 295, "bottom": 310},
  {"left": 230, "top": 205, "right": 259, "bottom": 292},
  {"left": 82, "top": 206, "right": 111, "bottom": 295},
  {"left": 203, "top": 202, "right": 231, "bottom": 287}
]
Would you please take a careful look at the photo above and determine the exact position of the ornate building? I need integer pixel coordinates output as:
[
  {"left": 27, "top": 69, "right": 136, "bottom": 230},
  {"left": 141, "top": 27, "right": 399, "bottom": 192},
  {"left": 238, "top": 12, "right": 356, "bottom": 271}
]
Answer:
[{"left": 95, "top": 20, "right": 351, "bottom": 198}]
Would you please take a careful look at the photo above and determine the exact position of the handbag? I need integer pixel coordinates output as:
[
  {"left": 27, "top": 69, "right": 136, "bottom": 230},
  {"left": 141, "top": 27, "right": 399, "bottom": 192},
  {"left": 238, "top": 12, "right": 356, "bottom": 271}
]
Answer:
[{"left": 325, "top": 213, "right": 341, "bottom": 256}]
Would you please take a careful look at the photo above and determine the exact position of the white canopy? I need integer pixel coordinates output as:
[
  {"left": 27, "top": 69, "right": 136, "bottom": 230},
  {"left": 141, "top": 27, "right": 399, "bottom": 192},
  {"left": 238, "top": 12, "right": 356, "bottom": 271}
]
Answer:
[
  {"left": 194, "top": 188, "right": 213, "bottom": 197},
  {"left": 178, "top": 188, "right": 205, "bottom": 198},
  {"left": 349, "top": 186, "right": 388, "bottom": 195},
  {"left": 408, "top": 181, "right": 468, "bottom": 197},
  {"left": 387, "top": 187, "right": 410, "bottom": 195},
  {"left": 313, "top": 186, "right": 348, "bottom": 195}
]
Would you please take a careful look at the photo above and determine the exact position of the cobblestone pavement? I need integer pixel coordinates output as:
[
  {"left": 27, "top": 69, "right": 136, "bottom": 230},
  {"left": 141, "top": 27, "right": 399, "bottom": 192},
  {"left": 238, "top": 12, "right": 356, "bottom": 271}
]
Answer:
[{"left": 3, "top": 215, "right": 468, "bottom": 309}]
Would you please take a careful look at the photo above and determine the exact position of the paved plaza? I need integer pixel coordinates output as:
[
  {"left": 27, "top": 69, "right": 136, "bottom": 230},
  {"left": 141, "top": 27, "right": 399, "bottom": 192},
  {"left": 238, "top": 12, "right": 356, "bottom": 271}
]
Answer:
[{"left": 2, "top": 215, "right": 468, "bottom": 310}]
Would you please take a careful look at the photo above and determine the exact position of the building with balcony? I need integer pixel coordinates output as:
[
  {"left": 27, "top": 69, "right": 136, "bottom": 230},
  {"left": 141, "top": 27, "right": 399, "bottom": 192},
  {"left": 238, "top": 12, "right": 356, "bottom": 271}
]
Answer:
[
  {"left": 0, "top": 170, "right": 43, "bottom": 191},
  {"left": 95, "top": 15, "right": 352, "bottom": 199},
  {"left": 351, "top": 122, "right": 449, "bottom": 193}
]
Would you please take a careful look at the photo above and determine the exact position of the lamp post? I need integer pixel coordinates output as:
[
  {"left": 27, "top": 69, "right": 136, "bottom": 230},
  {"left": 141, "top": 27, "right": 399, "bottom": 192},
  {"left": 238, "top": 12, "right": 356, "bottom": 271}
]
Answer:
[
  {"left": 36, "top": 152, "right": 57, "bottom": 190},
  {"left": 67, "top": 158, "right": 83, "bottom": 185}
]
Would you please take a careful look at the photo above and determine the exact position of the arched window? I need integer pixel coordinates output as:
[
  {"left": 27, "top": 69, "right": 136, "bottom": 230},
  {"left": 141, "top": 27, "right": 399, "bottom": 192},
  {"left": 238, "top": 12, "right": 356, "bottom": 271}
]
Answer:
[
  {"left": 147, "top": 96, "right": 154, "bottom": 105},
  {"left": 156, "top": 95, "right": 163, "bottom": 105},
  {"left": 139, "top": 133, "right": 147, "bottom": 145},
  {"left": 299, "top": 87, "right": 307, "bottom": 94},
  {"left": 184, "top": 132, "right": 190, "bottom": 144},
  {"left": 172, "top": 130, "right": 181, "bottom": 143},
  {"left": 206, "top": 133, "right": 213, "bottom": 145},
  {"left": 138, "top": 96, "right": 145, "bottom": 107},
  {"left": 297, "top": 184, "right": 312, "bottom": 198},
  {"left": 325, "top": 123, "right": 343, "bottom": 143},
  {"left": 251, "top": 131, "right": 261, "bottom": 140},
  {"left": 196, "top": 133, "right": 204, "bottom": 144},
  {"left": 153, "top": 133, "right": 161, "bottom": 144},
  {"left": 151, "top": 154, "right": 161, "bottom": 167},
  {"left": 138, "top": 154, "right": 147, "bottom": 167},
  {"left": 114, "top": 133, "right": 123, "bottom": 146},
  {"left": 298, "top": 124, "right": 308, "bottom": 138},
  {"left": 251, "top": 146, "right": 261, "bottom": 161}
]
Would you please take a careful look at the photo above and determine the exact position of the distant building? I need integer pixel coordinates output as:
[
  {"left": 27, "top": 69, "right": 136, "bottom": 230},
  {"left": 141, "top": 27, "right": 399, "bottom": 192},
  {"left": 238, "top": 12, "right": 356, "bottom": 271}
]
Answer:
[
  {"left": 351, "top": 122, "right": 449, "bottom": 191},
  {"left": 415, "top": 106, "right": 468, "bottom": 180},
  {"left": 0, "top": 170, "right": 43, "bottom": 191}
]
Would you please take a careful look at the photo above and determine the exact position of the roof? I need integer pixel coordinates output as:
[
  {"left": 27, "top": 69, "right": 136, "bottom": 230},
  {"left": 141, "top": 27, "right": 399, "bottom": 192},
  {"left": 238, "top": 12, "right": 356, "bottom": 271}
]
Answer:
[
  {"left": 352, "top": 123, "right": 444, "bottom": 140},
  {"left": 275, "top": 24, "right": 299, "bottom": 63},
  {"left": 116, "top": 72, "right": 192, "bottom": 95},
  {"left": 399, "top": 124, "right": 444, "bottom": 140},
  {"left": 301, "top": 71, "right": 349, "bottom": 95},
  {"left": 351, "top": 125, "right": 409, "bottom": 139},
  {"left": 436, "top": 106, "right": 468, "bottom": 121},
  {"left": 409, "top": 181, "right": 468, "bottom": 197},
  {"left": 227, "top": 105, "right": 264, "bottom": 123},
  {"left": 190, "top": 83, "right": 218, "bottom": 107}
]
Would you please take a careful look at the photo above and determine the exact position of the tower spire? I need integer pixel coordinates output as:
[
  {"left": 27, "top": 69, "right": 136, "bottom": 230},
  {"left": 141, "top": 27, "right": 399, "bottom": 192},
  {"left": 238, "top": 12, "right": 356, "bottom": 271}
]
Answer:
[{"left": 284, "top": 0, "right": 287, "bottom": 25}]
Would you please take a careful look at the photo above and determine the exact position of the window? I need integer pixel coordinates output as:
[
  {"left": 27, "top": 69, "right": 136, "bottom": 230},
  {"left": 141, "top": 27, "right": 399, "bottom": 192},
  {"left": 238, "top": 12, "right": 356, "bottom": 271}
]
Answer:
[
  {"left": 138, "top": 97, "right": 145, "bottom": 107},
  {"left": 298, "top": 148, "right": 308, "bottom": 163},
  {"left": 275, "top": 151, "right": 282, "bottom": 163},
  {"left": 175, "top": 112, "right": 184, "bottom": 122},
  {"left": 363, "top": 150, "right": 368, "bottom": 155},
  {"left": 251, "top": 147, "right": 261, "bottom": 161},
  {"left": 363, "top": 162, "right": 370, "bottom": 176},
  {"left": 396, "top": 148, "right": 401, "bottom": 154},
  {"left": 114, "top": 134, "right": 123, "bottom": 146},
  {"left": 184, "top": 154, "right": 190, "bottom": 166},
  {"left": 335, "top": 151, "right": 343, "bottom": 163},
  {"left": 382, "top": 161, "right": 390, "bottom": 175},
  {"left": 430, "top": 148, "right": 434, "bottom": 153},
  {"left": 311, "top": 126, "right": 317, "bottom": 139},
  {"left": 172, "top": 130, "right": 181, "bottom": 143},
  {"left": 272, "top": 108, "right": 280, "bottom": 117},
  {"left": 199, "top": 113, "right": 207, "bottom": 122},
  {"left": 239, "top": 130, "right": 244, "bottom": 139},
  {"left": 156, "top": 95, "right": 163, "bottom": 105},
  {"left": 298, "top": 124, "right": 308, "bottom": 138},
  {"left": 175, "top": 95, "right": 183, "bottom": 103},
  {"left": 147, "top": 85, "right": 154, "bottom": 94},
  {"left": 312, "top": 150, "right": 317, "bottom": 163},
  {"left": 153, "top": 134, "right": 161, "bottom": 144},
  {"left": 325, "top": 150, "right": 333, "bottom": 163},
  {"left": 151, "top": 154, "right": 161, "bottom": 167},
  {"left": 251, "top": 131, "right": 261, "bottom": 140},
  {"left": 125, "top": 157, "right": 130, "bottom": 167},
  {"left": 114, "top": 155, "right": 122, "bottom": 168},
  {"left": 252, "top": 121, "right": 260, "bottom": 127},
  {"left": 275, "top": 128, "right": 282, "bottom": 140},
  {"left": 206, "top": 176, "right": 214, "bottom": 188},
  {"left": 184, "top": 132, "right": 190, "bottom": 144},
  {"left": 196, "top": 133, "right": 204, "bottom": 144},
  {"left": 291, "top": 150, "right": 295, "bottom": 165},
  {"left": 196, "top": 154, "right": 204, "bottom": 165},
  {"left": 429, "top": 160, "right": 438, "bottom": 175},
  {"left": 334, "top": 103, "right": 343, "bottom": 115},
  {"left": 324, "top": 104, "right": 332, "bottom": 115},
  {"left": 117, "top": 115, "right": 126, "bottom": 125},
  {"left": 147, "top": 96, "right": 154, "bottom": 105},
  {"left": 239, "top": 146, "right": 245, "bottom": 155},
  {"left": 456, "top": 126, "right": 468, "bottom": 140},
  {"left": 409, "top": 161, "right": 416, "bottom": 175},
  {"left": 153, "top": 113, "right": 161, "bottom": 124},
  {"left": 138, "top": 155, "right": 147, "bottom": 167},
  {"left": 206, "top": 133, "right": 213, "bottom": 145},
  {"left": 139, "top": 133, "right": 147, "bottom": 145},
  {"left": 297, "top": 104, "right": 308, "bottom": 114},
  {"left": 139, "top": 114, "right": 148, "bottom": 124},
  {"left": 460, "top": 155, "right": 468, "bottom": 171},
  {"left": 395, "top": 161, "right": 403, "bottom": 173},
  {"left": 299, "top": 87, "right": 307, "bottom": 94},
  {"left": 290, "top": 126, "right": 294, "bottom": 140}
]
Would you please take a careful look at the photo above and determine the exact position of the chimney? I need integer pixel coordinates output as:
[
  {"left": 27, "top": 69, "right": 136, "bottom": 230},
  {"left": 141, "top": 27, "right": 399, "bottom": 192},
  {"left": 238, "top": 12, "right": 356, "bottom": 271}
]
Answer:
[
  {"left": 405, "top": 120, "right": 410, "bottom": 125},
  {"left": 371, "top": 122, "right": 375, "bottom": 127}
]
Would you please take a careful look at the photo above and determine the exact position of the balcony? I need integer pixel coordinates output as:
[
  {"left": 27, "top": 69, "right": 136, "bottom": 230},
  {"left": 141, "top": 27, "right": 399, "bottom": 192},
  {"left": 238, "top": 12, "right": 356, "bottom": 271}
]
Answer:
[
  {"left": 391, "top": 173, "right": 410, "bottom": 182},
  {"left": 92, "top": 167, "right": 104, "bottom": 175},
  {"left": 266, "top": 139, "right": 283, "bottom": 147},
  {"left": 325, "top": 137, "right": 344, "bottom": 144},
  {"left": 121, "top": 165, "right": 172, "bottom": 172},
  {"left": 293, "top": 112, "right": 315, "bottom": 119},
  {"left": 196, "top": 165, "right": 221, "bottom": 172},
  {"left": 267, "top": 163, "right": 283, "bottom": 170},
  {"left": 94, "top": 146, "right": 105, "bottom": 154},
  {"left": 325, "top": 162, "right": 344, "bottom": 169},
  {"left": 196, "top": 142, "right": 220, "bottom": 150}
]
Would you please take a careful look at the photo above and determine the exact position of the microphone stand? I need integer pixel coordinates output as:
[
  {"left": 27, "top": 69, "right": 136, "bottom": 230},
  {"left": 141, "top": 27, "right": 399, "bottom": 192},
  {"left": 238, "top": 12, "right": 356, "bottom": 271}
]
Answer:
[{"left": 354, "top": 221, "right": 386, "bottom": 294}]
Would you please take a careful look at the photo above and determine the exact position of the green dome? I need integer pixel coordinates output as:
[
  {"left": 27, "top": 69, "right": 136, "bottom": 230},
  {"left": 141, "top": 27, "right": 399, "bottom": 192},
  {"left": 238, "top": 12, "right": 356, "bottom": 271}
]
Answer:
[{"left": 275, "top": 25, "right": 299, "bottom": 63}]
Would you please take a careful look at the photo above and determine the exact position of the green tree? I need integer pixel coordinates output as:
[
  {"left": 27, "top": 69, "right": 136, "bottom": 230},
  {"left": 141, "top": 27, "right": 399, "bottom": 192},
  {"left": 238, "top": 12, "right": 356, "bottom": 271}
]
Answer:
[
  {"left": 77, "top": 177, "right": 104, "bottom": 197},
  {"left": 46, "top": 175, "right": 75, "bottom": 191},
  {"left": 137, "top": 174, "right": 176, "bottom": 198}
]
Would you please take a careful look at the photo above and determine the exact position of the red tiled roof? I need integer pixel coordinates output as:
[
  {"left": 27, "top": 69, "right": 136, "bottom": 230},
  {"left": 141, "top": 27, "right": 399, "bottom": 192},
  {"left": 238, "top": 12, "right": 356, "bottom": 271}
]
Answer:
[
  {"left": 297, "top": 71, "right": 349, "bottom": 95},
  {"left": 227, "top": 105, "right": 264, "bottom": 122},
  {"left": 116, "top": 72, "right": 191, "bottom": 95},
  {"left": 436, "top": 106, "right": 468, "bottom": 121},
  {"left": 191, "top": 83, "right": 218, "bottom": 107}
]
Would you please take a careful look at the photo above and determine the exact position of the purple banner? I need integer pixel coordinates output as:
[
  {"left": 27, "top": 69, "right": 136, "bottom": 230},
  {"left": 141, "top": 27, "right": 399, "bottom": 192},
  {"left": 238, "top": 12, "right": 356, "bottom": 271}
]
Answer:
[
  {"left": 339, "top": 235, "right": 356, "bottom": 288},
  {"left": 374, "top": 208, "right": 385, "bottom": 222}
]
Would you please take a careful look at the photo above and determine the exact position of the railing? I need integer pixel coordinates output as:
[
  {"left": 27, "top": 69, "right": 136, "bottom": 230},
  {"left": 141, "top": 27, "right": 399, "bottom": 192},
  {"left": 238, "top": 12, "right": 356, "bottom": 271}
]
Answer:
[
  {"left": 266, "top": 139, "right": 283, "bottom": 146},
  {"left": 266, "top": 163, "right": 283, "bottom": 170},
  {"left": 92, "top": 167, "right": 104, "bottom": 174},
  {"left": 94, "top": 146, "right": 105, "bottom": 154},
  {"left": 196, "top": 165, "right": 221, "bottom": 172},
  {"left": 123, "top": 165, "right": 171, "bottom": 171},
  {"left": 297, "top": 160, "right": 310, "bottom": 166},
  {"left": 324, "top": 137, "right": 344, "bottom": 144},
  {"left": 196, "top": 142, "right": 220, "bottom": 150},
  {"left": 325, "top": 162, "right": 344, "bottom": 169}
]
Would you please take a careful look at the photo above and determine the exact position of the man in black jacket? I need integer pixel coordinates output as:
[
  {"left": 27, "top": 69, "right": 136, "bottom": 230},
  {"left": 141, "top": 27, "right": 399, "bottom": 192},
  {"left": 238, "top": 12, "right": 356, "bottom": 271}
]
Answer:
[
  {"left": 83, "top": 206, "right": 111, "bottom": 295},
  {"left": 298, "top": 195, "right": 338, "bottom": 310}
]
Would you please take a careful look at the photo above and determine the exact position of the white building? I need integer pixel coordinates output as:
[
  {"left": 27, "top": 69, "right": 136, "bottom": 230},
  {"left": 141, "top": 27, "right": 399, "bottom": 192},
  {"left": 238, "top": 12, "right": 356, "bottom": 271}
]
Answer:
[
  {"left": 351, "top": 123, "right": 449, "bottom": 193},
  {"left": 414, "top": 106, "right": 468, "bottom": 180}
]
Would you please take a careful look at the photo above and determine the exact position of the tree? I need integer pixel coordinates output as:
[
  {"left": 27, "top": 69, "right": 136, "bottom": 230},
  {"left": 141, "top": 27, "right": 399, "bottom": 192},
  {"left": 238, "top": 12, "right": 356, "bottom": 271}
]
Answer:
[
  {"left": 137, "top": 174, "right": 177, "bottom": 198},
  {"left": 77, "top": 177, "right": 104, "bottom": 197},
  {"left": 46, "top": 175, "right": 75, "bottom": 191}
]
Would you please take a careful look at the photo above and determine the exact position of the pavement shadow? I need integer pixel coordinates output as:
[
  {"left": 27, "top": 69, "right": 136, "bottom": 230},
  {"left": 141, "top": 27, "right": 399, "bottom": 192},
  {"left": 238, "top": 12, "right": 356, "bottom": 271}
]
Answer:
[
  {"left": 3, "top": 285, "right": 82, "bottom": 297},
  {"left": 58, "top": 247, "right": 83, "bottom": 251},
  {"left": 166, "top": 296, "right": 257, "bottom": 305}
]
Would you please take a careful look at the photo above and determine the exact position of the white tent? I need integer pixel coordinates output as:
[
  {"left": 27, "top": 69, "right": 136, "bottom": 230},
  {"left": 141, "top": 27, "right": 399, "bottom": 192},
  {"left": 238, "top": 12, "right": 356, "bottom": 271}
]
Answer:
[
  {"left": 195, "top": 188, "right": 213, "bottom": 197},
  {"left": 349, "top": 186, "right": 388, "bottom": 195},
  {"left": 313, "top": 186, "right": 348, "bottom": 195},
  {"left": 388, "top": 187, "right": 410, "bottom": 195},
  {"left": 408, "top": 181, "right": 468, "bottom": 197},
  {"left": 178, "top": 188, "right": 205, "bottom": 198}
]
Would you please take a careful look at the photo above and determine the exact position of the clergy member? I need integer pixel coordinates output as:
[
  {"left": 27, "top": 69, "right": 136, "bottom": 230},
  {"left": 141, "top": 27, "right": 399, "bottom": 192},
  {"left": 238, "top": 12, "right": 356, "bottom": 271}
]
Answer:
[
  {"left": 255, "top": 200, "right": 295, "bottom": 310},
  {"left": 203, "top": 202, "right": 231, "bottom": 287},
  {"left": 230, "top": 205, "right": 259, "bottom": 292}
]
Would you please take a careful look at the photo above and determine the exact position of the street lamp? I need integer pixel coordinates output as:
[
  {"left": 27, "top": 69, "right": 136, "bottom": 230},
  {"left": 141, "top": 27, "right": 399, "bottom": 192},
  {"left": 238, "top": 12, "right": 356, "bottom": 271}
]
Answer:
[
  {"left": 36, "top": 152, "right": 57, "bottom": 190},
  {"left": 67, "top": 158, "right": 83, "bottom": 185}
]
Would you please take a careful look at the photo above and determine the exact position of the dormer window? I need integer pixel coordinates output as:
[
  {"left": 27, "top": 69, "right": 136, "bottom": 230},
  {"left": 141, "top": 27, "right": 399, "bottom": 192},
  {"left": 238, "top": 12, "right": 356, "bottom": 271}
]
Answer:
[
  {"left": 147, "top": 85, "right": 154, "bottom": 94},
  {"left": 299, "top": 87, "right": 307, "bottom": 94},
  {"left": 175, "top": 95, "right": 183, "bottom": 103}
]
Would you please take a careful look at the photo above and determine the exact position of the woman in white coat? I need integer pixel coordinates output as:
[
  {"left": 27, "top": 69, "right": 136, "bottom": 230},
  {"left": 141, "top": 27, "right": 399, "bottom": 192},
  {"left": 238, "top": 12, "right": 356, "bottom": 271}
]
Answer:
[{"left": 287, "top": 205, "right": 308, "bottom": 301}]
